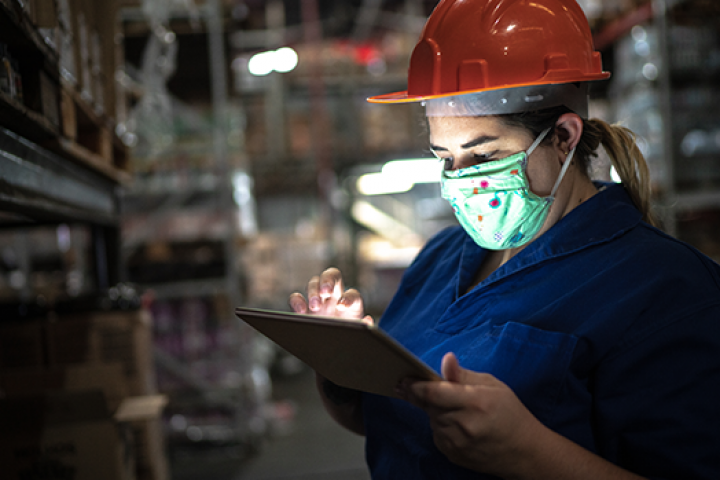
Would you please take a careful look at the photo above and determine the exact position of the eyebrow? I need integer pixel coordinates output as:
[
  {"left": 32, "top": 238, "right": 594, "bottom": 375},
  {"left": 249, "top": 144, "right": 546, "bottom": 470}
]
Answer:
[{"left": 430, "top": 135, "right": 500, "bottom": 152}]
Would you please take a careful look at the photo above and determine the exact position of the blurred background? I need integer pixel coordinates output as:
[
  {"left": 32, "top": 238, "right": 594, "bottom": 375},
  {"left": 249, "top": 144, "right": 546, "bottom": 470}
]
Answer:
[{"left": 1, "top": 0, "right": 720, "bottom": 479}]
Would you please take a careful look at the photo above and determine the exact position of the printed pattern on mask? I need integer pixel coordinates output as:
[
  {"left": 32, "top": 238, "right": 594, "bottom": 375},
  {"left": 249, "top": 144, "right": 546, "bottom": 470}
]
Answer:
[{"left": 441, "top": 152, "right": 554, "bottom": 250}]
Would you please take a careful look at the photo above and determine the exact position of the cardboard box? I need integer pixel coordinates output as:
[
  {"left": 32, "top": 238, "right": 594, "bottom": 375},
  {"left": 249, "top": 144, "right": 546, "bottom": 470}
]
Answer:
[
  {"left": 46, "top": 309, "right": 157, "bottom": 397},
  {"left": 75, "top": 9, "right": 92, "bottom": 101},
  {"left": 39, "top": 70, "right": 61, "bottom": 127},
  {"left": 31, "top": 0, "right": 59, "bottom": 28},
  {"left": 0, "top": 320, "right": 45, "bottom": 370},
  {"left": 57, "top": 0, "right": 77, "bottom": 85},
  {"left": 0, "top": 363, "right": 129, "bottom": 412},
  {"left": 0, "top": 379, "right": 169, "bottom": 480},
  {"left": 0, "top": 391, "right": 136, "bottom": 480},
  {"left": 93, "top": 0, "right": 122, "bottom": 121},
  {"left": 116, "top": 396, "right": 170, "bottom": 480}
]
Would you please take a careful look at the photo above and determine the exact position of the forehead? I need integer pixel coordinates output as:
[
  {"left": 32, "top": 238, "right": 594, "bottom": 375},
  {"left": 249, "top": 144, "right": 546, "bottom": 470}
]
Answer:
[{"left": 427, "top": 116, "right": 532, "bottom": 149}]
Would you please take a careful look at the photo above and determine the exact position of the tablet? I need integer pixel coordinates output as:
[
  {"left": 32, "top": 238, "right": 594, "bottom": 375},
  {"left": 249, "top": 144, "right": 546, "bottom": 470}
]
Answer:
[{"left": 235, "top": 307, "right": 440, "bottom": 398}]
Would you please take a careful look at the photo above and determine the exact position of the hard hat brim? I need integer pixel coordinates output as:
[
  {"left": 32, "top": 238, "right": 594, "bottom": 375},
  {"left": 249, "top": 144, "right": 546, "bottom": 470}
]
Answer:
[{"left": 367, "top": 73, "right": 611, "bottom": 104}]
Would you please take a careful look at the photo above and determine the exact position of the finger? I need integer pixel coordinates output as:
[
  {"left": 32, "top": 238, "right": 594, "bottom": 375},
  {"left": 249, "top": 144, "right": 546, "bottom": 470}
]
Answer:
[
  {"left": 441, "top": 352, "right": 464, "bottom": 383},
  {"left": 407, "top": 374, "right": 498, "bottom": 411},
  {"left": 288, "top": 292, "right": 308, "bottom": 313},
  {"left": 307, "top": 276, "right": 322, "bottom": 311},
  {"left": 318, "top": 267, "right": 344, "bottom": 299},
  {"left": 442, "top": 353, "right": 500, "bottom": 387},
  {"left": 335, "top": 288, "right": 364, "bottom": 318},
  {"left": 404, "top": 380, "right": 464, "bottom": 410}
]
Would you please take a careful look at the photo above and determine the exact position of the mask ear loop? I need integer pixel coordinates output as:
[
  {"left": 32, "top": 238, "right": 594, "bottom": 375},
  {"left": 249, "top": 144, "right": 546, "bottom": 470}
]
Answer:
[
  {"left": 525, "top": 127, "right": 574, "bottom": 200},
  {"left": 526, "top": 127, "right": 552, "bottom": 156},
  {"left": 549, "top": 147, "right": 575, "bottom": 198}
]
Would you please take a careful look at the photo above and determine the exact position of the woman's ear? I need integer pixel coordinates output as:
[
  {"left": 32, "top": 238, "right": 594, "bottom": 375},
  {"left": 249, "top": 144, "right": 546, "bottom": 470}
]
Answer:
[{"left": 554, "top": 113, "right": 584, "bottom": 157}]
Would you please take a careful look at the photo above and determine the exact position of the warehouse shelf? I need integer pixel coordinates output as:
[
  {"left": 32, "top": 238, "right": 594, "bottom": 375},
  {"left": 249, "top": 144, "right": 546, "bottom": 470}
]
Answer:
[
  {"left": 606, "top": 0, "right": 720, "bottom": 250},
  {"left": 0, "top": 0, "right": 129, "bottom": 294},
  {"left": 143, "top": 278, "right": 231, "bottom": 301},
  {"left": 0, "top": 0, "right": 59, "bottom": 72},
  {"left": 0, "top": 125, "right": 118, "bottom": 225}
]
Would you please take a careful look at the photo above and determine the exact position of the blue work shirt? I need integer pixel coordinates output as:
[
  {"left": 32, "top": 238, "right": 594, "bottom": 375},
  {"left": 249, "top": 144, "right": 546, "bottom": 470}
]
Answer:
[{"left": 362, "top": 183, "right": 720, "bottom": 479}]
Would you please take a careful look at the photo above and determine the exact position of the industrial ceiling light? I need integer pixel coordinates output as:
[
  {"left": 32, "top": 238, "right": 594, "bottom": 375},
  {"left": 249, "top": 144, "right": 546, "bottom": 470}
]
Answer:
[
  {"left": 356, "top": 158, "right": 441, "bottom": 196},
  {"left": 248, "top": 47, "right": 299, "bottom": 76}
]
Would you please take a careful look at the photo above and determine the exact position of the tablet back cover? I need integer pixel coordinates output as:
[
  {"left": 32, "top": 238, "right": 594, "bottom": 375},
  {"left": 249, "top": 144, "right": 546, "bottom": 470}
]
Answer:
[{"left": 235, "top": 307, "right": 439, "bottom": 398}]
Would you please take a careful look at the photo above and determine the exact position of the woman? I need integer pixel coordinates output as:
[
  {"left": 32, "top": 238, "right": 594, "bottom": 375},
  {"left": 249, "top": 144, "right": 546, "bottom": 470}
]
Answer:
[{"left": 290, "top": 0, "right": 720, "bottom": 478}]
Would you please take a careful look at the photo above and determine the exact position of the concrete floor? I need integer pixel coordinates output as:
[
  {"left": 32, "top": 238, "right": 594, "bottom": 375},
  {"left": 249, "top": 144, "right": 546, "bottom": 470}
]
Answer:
[{"left": 170, "top": 367, "right": 370, "bottom": 480}]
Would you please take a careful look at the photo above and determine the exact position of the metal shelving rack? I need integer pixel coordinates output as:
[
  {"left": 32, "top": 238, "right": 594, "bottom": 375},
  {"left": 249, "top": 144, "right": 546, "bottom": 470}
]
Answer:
[
  {"left": 0, "top": 0, "right": 126, "bottom": 296},
  {"left": 598, "top": 0, "right": 720, "bottom": 259},
  {"left": 117, "top": 0, "right": 267, "bottom": 455},
  {"left": 0, "top": 126, "right": 117, "bottom": 225}
]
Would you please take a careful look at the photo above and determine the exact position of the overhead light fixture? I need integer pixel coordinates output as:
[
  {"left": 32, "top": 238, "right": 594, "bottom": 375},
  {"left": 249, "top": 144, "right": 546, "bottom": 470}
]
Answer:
[
  {"left": 351, "top": 200, "right": 422, "bottom": 245},
  {"left": 356, "top": 158, "right": 441, "bottom": 196},
  {"left": 248, "top": 47, "right": 299, "bottom": 76}
]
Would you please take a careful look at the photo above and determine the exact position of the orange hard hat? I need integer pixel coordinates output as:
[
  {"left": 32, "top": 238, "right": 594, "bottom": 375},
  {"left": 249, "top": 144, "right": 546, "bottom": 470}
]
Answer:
[{"left": 368, "top": 0, "right": 610, "bottom": 105}]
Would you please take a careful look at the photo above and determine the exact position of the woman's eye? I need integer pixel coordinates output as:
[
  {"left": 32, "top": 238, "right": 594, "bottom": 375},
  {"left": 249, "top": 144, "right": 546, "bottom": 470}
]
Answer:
[
  {"left": 441, "top": 158, "right": 453, "bottom": 171},
  {"left": 473, "top": 153, "right": 493, "bottom": 163}
]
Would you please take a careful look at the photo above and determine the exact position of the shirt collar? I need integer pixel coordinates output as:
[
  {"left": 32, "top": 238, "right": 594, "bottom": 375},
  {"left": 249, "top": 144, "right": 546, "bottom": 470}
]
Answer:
[{"left": 463, "top": 182, "right": 643, "bottom": 285}]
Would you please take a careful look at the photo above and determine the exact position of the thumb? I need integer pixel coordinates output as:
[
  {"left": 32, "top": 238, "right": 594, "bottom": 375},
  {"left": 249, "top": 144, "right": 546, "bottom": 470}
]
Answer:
[{"left": 441, "top": 352, "right": 466, "bottom": 383}]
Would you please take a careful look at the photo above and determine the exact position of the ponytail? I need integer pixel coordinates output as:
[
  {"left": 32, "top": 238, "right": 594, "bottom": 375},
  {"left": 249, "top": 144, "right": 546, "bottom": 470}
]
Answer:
[
  {"left": 498, "top": 106, "right": 659, "bottom": 228},
  {"left": 585, "top": 119, "right": 659, "bottom": 227}
]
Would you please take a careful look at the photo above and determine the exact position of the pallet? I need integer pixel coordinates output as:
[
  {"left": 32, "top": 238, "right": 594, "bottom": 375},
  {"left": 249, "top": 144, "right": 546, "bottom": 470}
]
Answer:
[
  {"left": 49, "top": 81, "right": 130, "bottom": 183},
  {"left": 1, "top": 0, "right": 130, "bottom": 184}
]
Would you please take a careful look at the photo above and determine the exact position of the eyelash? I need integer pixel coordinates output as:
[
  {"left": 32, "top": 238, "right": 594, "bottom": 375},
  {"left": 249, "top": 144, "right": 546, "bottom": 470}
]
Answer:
[
  {"left": 474, "top": 153, "right": 493, "bottom": 162},
  {"left": 435, "top": 152, "right": 496, "bottom": 171}
]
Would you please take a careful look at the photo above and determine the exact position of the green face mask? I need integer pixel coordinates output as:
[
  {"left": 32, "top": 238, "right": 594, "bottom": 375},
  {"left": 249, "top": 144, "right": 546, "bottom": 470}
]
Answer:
[{"left": 441, "top": 127, "right": 573, "bottom": 250}]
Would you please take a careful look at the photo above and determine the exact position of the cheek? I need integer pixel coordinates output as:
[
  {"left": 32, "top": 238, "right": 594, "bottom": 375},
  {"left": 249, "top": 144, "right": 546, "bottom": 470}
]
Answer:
[{"left": 526, "top": 152, "right": 561, "bottom": 197}]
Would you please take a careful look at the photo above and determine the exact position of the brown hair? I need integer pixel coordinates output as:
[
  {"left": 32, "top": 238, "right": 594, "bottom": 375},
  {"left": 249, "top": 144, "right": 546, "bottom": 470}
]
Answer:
[{"left": 498, "top": 106, "right": 659, "bottom": 227}]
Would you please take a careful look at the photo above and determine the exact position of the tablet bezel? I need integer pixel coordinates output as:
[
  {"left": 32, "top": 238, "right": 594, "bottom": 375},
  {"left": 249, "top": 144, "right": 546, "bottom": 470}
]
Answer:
[{"left": 235, "top": 307, "right": 440, "bottom": 398}]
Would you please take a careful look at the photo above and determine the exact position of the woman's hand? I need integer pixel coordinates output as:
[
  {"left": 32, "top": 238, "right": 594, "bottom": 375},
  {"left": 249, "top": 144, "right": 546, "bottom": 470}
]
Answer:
[
  {"left": 396, "top": 352, "right": 543, "bottom": 477},
  {"left": 398, "top": 353, "right": 647, "bottom": 480},
  {"left": 288, "top": 267, "right": 373, "bottom": 325},
  {"left": 289, "top": 267, "right": 371, "bottom": 435}
]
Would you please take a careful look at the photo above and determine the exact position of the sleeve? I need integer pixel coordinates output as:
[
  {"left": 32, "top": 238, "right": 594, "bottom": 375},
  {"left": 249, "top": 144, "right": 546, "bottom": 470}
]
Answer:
[{"left": 592, "top": 303, "right": 720, "bottom": 479}]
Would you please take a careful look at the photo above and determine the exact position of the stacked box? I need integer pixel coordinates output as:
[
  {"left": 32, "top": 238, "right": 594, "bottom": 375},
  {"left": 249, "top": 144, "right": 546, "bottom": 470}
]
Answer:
[
  {"left": 115, "top": 396, "right": 170, "bottom": 480},
  {"left": 0, "top": 362, "right": 129, "bottom": 412},
  {"left": 0, "top": 310, "right": 169, "bottom": 480},
  {"left": 56, "top": 0, "right": 76, "bottom": 85},
  {"left": 133, "top": 417, "right": 169, "bottom": 480},
  {"left": 74, "top": 6, "right": 91, "bottom": 101},
  {"left": 0, "top": 320, "right": 45, "bottom": 370},
  {"left": 0, "top": 391, "right": 136, "bottom": 480},
  {"left": 92, "top": 0, "right": 122, "bottom": 120},
  {"left": 46, "top": 309, "right": 157, "bottom": 397},
  {"left": 30, "top": 0, "right": 58, "bottom": 30}
]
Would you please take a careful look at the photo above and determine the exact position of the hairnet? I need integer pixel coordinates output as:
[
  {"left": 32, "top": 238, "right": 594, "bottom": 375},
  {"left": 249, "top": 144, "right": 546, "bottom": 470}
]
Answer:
[{"left": 423, "top": 83, "right": 589, "bottom": 118}]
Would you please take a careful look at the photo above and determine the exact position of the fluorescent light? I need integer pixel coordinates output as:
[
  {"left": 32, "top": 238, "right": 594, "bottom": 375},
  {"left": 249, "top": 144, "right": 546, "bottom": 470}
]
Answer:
[
  {"left": 274, "top": 47, "right": 299, "bottom": 73},
  {"left": 351, "top": 200, "right": 421, "bottom": 244},
  {"left": 357, "top": 172, "right": 414, "bottom": 195},
  {"left": 382, "top": 158, "right": 441, "bottom": 184},
  {"left": 356, "top": 158, "right": 440, "bottom": 196},
  {"left": 248, "top": 51, "right": 274, "bottom": 76},
  {"left": 248, "top": 47, "right": 299, "bottom": 76}
]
